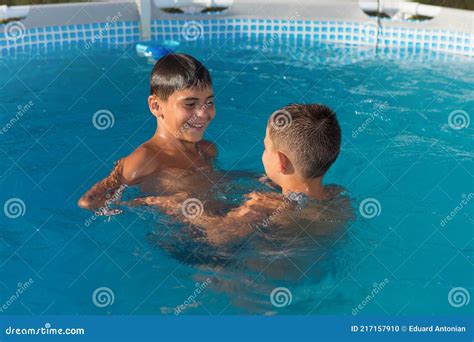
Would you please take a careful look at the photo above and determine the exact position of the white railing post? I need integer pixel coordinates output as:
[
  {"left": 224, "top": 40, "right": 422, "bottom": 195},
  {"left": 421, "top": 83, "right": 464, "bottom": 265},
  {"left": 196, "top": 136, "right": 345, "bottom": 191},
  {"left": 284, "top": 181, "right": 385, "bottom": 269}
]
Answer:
[{"left": 136, "top": 0, "right": 151, "bottom": 41}]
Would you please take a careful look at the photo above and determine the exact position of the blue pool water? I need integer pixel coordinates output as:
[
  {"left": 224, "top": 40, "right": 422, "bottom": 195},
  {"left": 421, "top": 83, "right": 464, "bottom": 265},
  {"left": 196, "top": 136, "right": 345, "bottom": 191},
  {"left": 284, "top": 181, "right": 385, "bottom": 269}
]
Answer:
[{"left": 0, "top": 39, "right": 473, "bottom": 315}]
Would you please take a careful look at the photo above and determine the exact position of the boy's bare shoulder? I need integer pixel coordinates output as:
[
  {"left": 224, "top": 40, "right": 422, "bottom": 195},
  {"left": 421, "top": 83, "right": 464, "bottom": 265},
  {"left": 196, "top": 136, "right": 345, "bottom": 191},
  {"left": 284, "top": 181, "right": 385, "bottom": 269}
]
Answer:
[
  {"left": 122, "top": 142, "right": 164, "bottom": 184},
  {"left": 198, "top": 140, "right": 217, "bottom": 159}
]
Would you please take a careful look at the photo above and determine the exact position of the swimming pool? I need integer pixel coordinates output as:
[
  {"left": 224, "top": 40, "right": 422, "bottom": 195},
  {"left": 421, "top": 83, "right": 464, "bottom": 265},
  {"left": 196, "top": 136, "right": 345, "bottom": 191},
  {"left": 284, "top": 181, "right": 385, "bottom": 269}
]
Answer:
[{"left": 0, "top": 31, "right": 473, "bottom": 315}]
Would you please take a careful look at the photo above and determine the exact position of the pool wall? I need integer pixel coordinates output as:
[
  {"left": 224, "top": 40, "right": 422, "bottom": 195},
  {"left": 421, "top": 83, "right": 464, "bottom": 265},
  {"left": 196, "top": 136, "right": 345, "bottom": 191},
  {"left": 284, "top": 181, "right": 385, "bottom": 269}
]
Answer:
[{"left": 0, "top": 0, "right": 472, "bottom": 57}]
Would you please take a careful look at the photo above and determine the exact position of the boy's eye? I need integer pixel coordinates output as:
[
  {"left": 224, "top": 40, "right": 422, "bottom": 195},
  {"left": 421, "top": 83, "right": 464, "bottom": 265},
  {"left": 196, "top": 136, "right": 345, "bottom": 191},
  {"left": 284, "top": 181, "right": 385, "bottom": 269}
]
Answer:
[
  {"left": 184, "top": 103, "right": 196, "bottom": 108},
  {"left": 206, "top": 101, "right": 214, "bottom": 106}
]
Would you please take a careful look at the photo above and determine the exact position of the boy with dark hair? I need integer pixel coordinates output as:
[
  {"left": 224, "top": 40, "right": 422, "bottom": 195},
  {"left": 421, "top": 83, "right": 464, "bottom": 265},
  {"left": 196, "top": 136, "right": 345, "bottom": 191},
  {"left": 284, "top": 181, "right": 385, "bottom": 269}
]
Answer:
[
  {"left": 78, "top": 53, "right": 217, "bottom": 210},
  {"left": 133, "top": 103, "right": 350, "bottom": 245}
]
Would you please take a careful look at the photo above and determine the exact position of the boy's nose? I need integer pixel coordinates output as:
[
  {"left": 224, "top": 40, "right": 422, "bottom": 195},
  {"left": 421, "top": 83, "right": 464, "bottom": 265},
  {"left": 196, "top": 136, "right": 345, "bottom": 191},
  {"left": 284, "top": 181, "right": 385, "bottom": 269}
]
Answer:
[{"left": 195, "top": 105, "right": 208, "bottom": 118}]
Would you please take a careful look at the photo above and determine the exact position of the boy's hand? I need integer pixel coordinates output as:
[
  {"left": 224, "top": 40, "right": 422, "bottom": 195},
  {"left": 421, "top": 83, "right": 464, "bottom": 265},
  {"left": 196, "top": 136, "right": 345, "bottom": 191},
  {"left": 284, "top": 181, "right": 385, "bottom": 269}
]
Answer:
[
  {"left": 78, "top": 195, "right": 103, "bottom": 210},
  {"left": 243, "top": 191, "right": 283, "bottom": 209},
  {"left": 243, "top": 191, "right": 265, "bottom": 206}
]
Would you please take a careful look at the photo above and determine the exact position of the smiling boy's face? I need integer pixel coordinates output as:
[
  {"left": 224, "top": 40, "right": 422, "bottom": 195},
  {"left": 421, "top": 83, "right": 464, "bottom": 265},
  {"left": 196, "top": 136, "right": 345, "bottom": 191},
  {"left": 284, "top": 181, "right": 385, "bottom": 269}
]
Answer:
[{"left": 153, "top": 87, "right": 215, "bottom": 142}]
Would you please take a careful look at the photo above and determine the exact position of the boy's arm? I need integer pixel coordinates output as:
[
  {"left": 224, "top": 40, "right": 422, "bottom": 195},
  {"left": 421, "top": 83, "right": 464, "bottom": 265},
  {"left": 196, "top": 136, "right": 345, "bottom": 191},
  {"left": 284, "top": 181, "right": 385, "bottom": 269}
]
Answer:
[
  {"left": 77, "top": 159, "right": 125, "bottom": 210},
  {"left": 78, "top": 146, "right": 157, "bottom": 211},
  {"left": 128, "top": 192, "right": 284, "bottom": 245}
]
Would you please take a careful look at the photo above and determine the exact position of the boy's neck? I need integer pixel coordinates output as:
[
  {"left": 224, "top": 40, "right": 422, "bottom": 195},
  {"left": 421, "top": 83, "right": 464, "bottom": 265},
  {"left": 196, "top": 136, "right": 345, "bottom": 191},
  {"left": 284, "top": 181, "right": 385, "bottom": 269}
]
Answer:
[
  {"left": 281, "top": 176, "right": 326, "bottom": 201},
  {"left": 152, "top": 126, "right": 198, "bottom": 154}
]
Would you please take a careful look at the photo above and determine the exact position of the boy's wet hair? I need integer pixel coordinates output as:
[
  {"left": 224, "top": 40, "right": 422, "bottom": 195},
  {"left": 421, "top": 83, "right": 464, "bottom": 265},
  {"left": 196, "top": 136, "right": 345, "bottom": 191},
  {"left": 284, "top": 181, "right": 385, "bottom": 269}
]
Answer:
[
  {"left": 150, "top": 53, "right": 212, "bottom": 100},
  {"left": 268, "top": 103, "right": 341, "bottom": 179}
]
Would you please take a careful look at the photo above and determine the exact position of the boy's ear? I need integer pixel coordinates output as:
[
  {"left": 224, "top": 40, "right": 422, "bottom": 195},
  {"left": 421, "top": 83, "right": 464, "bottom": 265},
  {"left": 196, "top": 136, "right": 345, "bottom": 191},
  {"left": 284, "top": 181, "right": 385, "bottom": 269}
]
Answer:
[
  {"left": 148, "top": 95, "right": 163, "bottom": 118},
  {"left": 277, "top": 151, "right": 293, "bottom": 175}
]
